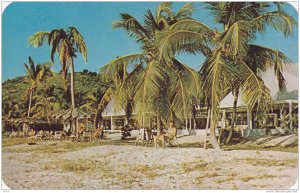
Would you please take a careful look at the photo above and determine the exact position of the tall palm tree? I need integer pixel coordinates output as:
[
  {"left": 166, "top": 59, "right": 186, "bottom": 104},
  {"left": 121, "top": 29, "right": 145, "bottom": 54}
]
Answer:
[
  {"left": 101, "top": 2, "right": 201, "bottom": 134},
  {"left": 23, "top": 57, "right": 54, "bottom": 117},
  {"left": 28, "top": 27, "right": 87, "bottom": 110},
  {"left": 158, "top": 2, "right": 296, "bottom": 148},
  {"left": 29, "top": 27, "right": 87, "bottom": 133}
]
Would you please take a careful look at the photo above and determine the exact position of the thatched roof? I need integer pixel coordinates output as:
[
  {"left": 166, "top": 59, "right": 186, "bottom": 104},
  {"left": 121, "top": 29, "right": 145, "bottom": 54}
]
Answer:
[
  {"left": 52, "top": 108, "right": 91, "bottom": 121},
  {"left": 8, "top": 117, "right": 48, "bottom": 124}
]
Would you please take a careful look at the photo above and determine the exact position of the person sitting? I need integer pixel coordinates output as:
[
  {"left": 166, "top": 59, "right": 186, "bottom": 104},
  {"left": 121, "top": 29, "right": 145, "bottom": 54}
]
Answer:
[
  {"left": 155, "top": 121, "right": 177, "bottom": 148},
  {"left": 121, "top": 125, "right": 131, "bottom": 140},
  {"left": 93, "top": 125, "right": 104, "bottom": 141}
]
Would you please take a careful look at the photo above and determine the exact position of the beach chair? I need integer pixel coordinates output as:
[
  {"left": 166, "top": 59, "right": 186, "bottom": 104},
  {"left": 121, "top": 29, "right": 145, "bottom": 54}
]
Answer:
[
  {"left": 154, "top": 131, "right": 179, "bottom": 148},
  {"left": 35, "top": 130, "right": 44, "bottom": 140},
  {"left": 53, "top": 131, "right": 65, "bottom": 140},
  {"left": 167, "top": 133, "right": 179, "bottom": 148},
  {"left": 9, "top": 131, "right": 18, "bottom": 138},
  {"left": 67, "top": 133, "right": 77, "bottom": 141},
  {"left": 81, "top": 131, "right": 92, "bottom": 142}
]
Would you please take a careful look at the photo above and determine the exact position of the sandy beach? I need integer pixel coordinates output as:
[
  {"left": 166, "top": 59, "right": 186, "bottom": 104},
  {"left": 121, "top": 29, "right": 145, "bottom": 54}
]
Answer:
[{"left": 2, "top": 140, "right": 298, "bottom": 190}]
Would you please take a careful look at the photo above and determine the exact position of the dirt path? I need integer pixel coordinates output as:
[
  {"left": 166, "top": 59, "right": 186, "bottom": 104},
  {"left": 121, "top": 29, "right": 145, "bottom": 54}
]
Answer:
[{"left": 2, "top": 142, "right": 298, "bottom": 190}]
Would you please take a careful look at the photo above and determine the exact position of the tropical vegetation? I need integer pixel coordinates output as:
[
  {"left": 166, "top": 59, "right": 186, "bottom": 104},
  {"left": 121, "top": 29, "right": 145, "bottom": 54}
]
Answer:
[
  {"left": 28, "top": 27, "right": 88, "bottom": 132},
  {"left": 2, "top": 2, "right": 297, "bottom": 149}
]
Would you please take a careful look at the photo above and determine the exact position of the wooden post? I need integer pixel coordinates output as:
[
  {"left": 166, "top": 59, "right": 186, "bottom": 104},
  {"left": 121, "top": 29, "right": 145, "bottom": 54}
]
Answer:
[
  {"left": 76, "top": 118, "right": 79, "bottom": 133},
  {"left": 110, "top": 116, "right": 113, "bottom": 130},
  {"left": 142, "top": 112, "right": 144, "bottom": 128},
  {"left": 86, "top": 118, "right": 89, "bottom": 132},
  {"left": 185, "top": 118, "right": 188, "bottom": 130},
  {"left": 289, "top": 101, "right": 293, "bottom": 130},
  {"left": 247, "top": 109, "right": 253, "bottom": 130},
  {"left": 189, "top": 117, "right": 192, "bottom": 130},
  {"left": 218, "top": 110, "right": 226, "bottom": 144}
]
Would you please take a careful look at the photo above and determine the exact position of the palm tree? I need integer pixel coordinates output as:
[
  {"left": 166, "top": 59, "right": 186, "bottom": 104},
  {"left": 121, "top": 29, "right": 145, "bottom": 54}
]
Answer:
[
  {"left": 28, "top": 27, "right": 87, "bottom": 110},
  {"left": 29, "top": 27, "right": 87, "bottom": 133},
  {"left": 80, "top": 87, "right": 113, "bottom": 128},
  {"left": 23, "top": 57, "right": 54, "bottom": 117},
  {"left": 158, "top": 2, "right": 296, "bottom": 148},
  {"left": 101, "top": 2, "right": 201, "bottom": 134}
]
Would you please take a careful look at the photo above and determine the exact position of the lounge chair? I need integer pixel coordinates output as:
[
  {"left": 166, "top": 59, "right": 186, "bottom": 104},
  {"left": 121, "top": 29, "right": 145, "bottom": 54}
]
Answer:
[
  {"left": 53, "top": 131, "right": 65, "bottom": 140},
  {"left": 154, "top": 131, "right": 179, "bottom": 148},
  {"left": 81, "top": 131, "right": 92, "bottom": 142},
  {"left": 35, "top": 130, "right": 44, "bottom": 140}
]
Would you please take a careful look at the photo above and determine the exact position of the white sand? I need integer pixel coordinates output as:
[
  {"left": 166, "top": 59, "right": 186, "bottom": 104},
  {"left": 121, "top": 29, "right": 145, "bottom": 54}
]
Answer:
[{"left": 2, "top": 142, "right": 298, "bottom": 190}]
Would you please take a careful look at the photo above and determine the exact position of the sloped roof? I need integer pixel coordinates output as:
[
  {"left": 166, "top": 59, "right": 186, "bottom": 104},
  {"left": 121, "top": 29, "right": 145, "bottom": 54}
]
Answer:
[
  {"left": 53, "top": 108, "right": 91, "bottom": 121},
  {"left": 220, "top": 64, "right": 298, "bottom": 108},
  {"left": 101, "top": 99, "right": 126, "bottom": 116}
]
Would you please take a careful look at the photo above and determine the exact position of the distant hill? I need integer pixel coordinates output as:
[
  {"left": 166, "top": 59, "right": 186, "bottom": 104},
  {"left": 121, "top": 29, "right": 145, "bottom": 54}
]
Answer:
[
  {"left": 2, "top": 70, "right": 110, "bottom": 118},
  {"left": 275, "top": 90, "right": 298, "bottom": 101}
]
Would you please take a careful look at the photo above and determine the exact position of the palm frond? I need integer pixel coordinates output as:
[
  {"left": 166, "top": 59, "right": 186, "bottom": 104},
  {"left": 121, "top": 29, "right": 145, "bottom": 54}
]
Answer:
[
  {"left": 237, "top": 58, "right": 273, "bottom": 110},
  {"left": 97, "top": 87, "right": 113, "bottom": 112},
  {"left": 175, "top": 3, "right": 194, "bottom": 20},
  {"left": 68, "top": 27, "right": 88, "bottom": 63},
  {"left": 159, "top": 30, "right": 211, "bottom": 60},
  {"left": 200, "top": 50, "right": 237, "bottom": 118},
  {"left": 250, "top": 11, "right": 296, "bottom": 37},
  {"left": 218, "top": 20, "right": 253, "bottom": 57},
  {"left": 246, "top": 44, "right": 292, "bottom": 91},
  {"left": 113, "top": 13, "right": 151, "bottom": 41},
  {"left": 100, "top": 53, "right": 145, "bottom": 85},
  {"left": 28, "top": 32, "right": 50, "bottom": 47},
  {"left": 134, "top": 61, "right": 167, "bottom": 124}
]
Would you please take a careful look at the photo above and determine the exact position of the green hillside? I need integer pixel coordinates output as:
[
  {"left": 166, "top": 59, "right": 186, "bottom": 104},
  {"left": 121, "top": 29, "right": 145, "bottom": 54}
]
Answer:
[{"left": 2, "top": 70, "right": 110, "bottom": 120}]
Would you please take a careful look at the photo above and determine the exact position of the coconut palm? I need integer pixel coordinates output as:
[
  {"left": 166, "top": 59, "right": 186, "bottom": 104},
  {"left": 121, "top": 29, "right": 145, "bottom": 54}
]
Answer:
[
  {"left": 80, "top": 87, "right": 113, "bottom": 128},
  {"left": 101, "top": 2, "right": 201, "bottom": 134},
  {"left": 29, "top": 27, "right": 87, "bottom": 133},
  {"left": 23, "top": 57, "right": 54, "bottom": 117},
  {"left": 28, "top": 27, "right": 87, "bottom": 110},
  {"left": 158, "top": 2, "right": 296, "bottom": 148}
]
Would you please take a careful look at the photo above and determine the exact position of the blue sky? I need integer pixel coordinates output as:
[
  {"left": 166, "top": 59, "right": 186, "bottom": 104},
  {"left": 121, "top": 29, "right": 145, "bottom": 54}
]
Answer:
[{"left": 2, "top": 2, "right": 298, "bottom": 81}]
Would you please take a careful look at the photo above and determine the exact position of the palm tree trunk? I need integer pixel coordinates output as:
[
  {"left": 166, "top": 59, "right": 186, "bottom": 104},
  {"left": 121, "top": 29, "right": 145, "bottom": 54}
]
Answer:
[
  {"left": 226, "top": 89, "right": 239, "bottom": 144},
  {"left": 70, "top": 60, "right": 76, "bottom": 109},
  {"left": 94, "top": 109, "right": 102, "bottom": 128},
  {"left": 210, "top": 107, "right": 221, "bottom": 150},
  {"left": 70, "top": 59, "right": 76, "bottom": 133},
  {"left": 157, "top": 112, "right": 160, "bottom": 136},
  {"left": 27, "top": 88, "right": 33, "bottom": 117}
]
